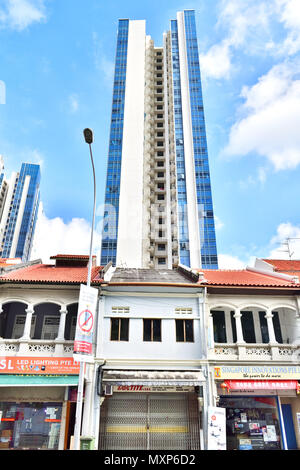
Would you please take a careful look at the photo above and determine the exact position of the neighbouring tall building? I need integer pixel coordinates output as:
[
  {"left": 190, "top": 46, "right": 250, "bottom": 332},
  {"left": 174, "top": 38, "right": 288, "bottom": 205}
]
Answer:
[
  {"left": 101, "top": 10, "right": 218, "bottom": 270},
  {"left": 0, "top": 158, "right": 40, "bottom": 262}
]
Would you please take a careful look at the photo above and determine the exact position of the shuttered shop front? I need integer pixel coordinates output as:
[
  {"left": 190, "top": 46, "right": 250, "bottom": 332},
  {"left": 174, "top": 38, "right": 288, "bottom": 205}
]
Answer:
[{"left": 98, "top": 370, "right": 204, "bottom": 450}]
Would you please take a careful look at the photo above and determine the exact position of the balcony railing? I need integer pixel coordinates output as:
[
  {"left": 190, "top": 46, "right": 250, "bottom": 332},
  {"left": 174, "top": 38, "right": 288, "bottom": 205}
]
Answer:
[
  {"left": 209, "top": 342, "right": 300, "bottom": 362},
  {"left": 0, "top": 338, "right": 74, "bottom": 356}
]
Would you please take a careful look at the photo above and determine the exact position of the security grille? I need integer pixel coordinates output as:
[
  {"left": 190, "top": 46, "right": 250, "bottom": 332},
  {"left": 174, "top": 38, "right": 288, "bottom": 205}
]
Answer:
[{"left": 99, "top": 393, "right": 200, "bottom": 450}]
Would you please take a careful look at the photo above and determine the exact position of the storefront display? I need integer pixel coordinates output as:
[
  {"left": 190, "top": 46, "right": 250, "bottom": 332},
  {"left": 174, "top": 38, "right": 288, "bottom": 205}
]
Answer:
[
  {"left": 219, "top": 396, "right": 282, "bottom": 450},
  {"left": 0, "top": 402, "right": 62, "bottom": 450}
]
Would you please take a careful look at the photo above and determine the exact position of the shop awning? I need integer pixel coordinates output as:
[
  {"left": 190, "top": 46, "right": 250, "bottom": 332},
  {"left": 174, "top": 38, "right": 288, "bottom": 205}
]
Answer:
[
  {"left": 101, "top": 370, "right": 205, "bottom": 386},
  {"left": 0, "top": 375, "right": 79, "bottom": 386}
]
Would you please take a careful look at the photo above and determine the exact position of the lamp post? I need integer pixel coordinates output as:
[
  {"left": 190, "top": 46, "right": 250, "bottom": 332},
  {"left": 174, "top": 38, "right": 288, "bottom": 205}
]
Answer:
[{"left": 73, "top": 128, "right": 96, "bottom": 450}]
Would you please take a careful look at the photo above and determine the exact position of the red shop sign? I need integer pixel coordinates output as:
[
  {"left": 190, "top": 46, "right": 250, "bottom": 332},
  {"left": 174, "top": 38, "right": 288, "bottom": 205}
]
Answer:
[{"left": 223, "top": 380, "right": 298, "bottom": 390}]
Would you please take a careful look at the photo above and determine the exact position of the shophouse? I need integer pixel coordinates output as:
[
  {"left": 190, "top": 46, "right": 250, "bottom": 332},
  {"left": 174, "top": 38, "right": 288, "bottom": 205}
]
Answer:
[
  {"left": 201, "top": 259, "right": 300, "bottom": 450},
  {"left": 0, "top": 254, "right": 103, "bottom": 450},
  {"left": 0, "top": 254, "right": 299, "bottom": 451},
  {"left": 93, "top": 265, "right": 208, "bottom": 451}
]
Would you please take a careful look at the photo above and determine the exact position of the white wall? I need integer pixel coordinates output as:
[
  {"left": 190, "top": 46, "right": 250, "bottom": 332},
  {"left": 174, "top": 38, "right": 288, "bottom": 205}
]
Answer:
[
  {"left": 116, "top": 20, "right": 146, "bottom": 268},
  {"left": 98, "top": 294, "right": 203, "bottom": 361}
]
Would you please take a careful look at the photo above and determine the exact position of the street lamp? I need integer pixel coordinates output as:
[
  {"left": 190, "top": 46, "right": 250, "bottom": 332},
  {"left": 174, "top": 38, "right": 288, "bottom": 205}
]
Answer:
[
  {"left": 73, "top": 128, "right": 97, "bottom": 450},
  {"left": 83, "top": 128, "right": 96, "bottom": 288}
]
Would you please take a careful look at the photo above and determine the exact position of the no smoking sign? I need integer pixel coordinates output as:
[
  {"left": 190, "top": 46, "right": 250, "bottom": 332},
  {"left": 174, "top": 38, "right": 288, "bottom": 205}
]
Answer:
[{"left": 78, "top": 308, "right": 94, "bottom": 334}]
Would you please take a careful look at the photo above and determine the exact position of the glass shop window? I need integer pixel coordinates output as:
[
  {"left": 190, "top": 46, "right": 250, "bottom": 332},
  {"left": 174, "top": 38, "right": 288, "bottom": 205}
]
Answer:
[
  {"left": 218, "top": 397, "right": 282, "bottom": 450},
  {"left": 0, "top": 402, "right": 62, "bottom": 450}
]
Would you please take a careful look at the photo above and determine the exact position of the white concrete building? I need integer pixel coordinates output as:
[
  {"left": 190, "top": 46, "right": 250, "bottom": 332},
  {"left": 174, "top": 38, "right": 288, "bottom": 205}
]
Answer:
[{"left": 95, "top": 265, "right": 208, "bottom": 450}]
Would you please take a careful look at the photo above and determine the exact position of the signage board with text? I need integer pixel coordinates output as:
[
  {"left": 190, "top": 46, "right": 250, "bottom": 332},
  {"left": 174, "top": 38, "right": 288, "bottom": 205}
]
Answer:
[
  {"left": 214, "top": 365, "right": 300, "bottom": 380},
  {"left": 0, "top": 356, "right": 80, "bottom": 375}
]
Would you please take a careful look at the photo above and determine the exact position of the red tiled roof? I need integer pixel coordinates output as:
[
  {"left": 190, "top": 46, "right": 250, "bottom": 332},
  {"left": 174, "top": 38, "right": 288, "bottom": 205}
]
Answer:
[
  {"left": 199, "top": 268, "right": 300, "bottom": 288},
  {"left": 0, "top": 263, "right": 104, "bottom": 285},
  {"left": 262, "top": 259, "right": 300, "bottom": 277}
]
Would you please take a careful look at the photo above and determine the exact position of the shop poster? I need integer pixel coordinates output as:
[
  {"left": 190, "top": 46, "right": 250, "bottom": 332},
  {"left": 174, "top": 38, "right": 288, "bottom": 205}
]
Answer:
[{"left": 207, "top": 406, "right": 226, "bottom": 450}]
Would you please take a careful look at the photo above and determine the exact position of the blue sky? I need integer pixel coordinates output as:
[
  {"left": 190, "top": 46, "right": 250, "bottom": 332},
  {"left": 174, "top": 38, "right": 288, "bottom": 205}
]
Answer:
[{"left": 0, "top": 0, "right": 300, "bottom": 267}]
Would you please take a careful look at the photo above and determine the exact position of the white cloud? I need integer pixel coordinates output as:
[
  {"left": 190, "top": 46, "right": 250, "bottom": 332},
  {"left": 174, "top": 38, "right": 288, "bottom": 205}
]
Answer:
[
  {"left": 200, "top": 0, "right": 273, "bottom": 79},
  {"left": 92, "top": 32, "right": 114, "bottom": 85},
  {"left": 269, "top": 222, "right": 300, "bottom": 259},
  {"left": 0, "top": 0, "right": 46, "bottom": 31},
  {"left": 30, "top": 205, "right": 102, "bottom": 264},
  {"left": 214, "top": 215, "right": 224, "bottom": 231},
  {"left": 274, "top": 0, "right": 300, "bottom": 55},
  {"left": 68, "top": 94, "right": 79, "bottom": 113},
  {"left": 200, "top": 40, "right": 232, "bottom": 80},
  {"left": 223, "top": 59, "right": 300, "bottom": 170},
  {"left": 217, "top": 253, "right": 247, "bottom": 269},
  {"left": 200, "top": 0, "right": 300, "bottom": 79}
]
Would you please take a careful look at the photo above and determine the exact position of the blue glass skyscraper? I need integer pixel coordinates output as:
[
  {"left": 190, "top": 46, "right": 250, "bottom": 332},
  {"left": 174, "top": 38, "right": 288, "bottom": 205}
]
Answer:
[
  {"left": 101, "top": 10, "right": 218, "bottom": 270},
  {"left": 0, "top": 162, "right": 40, "bottom": 262}
]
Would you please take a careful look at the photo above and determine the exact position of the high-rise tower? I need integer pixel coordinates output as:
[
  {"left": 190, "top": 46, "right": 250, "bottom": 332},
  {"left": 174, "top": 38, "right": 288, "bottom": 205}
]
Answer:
[
  {"left": 101, "top": 10, "right": 218, "bottom": 270},
  {"left": 0, "top": 161, "right": 40, "bottom": 262}
]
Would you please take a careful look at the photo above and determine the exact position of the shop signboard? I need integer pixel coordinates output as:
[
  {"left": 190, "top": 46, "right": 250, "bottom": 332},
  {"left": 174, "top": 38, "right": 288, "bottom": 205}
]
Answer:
[
  {"left": 112, "top": 385, "right": 193, "bottom": 392},
  {"left": 214, "top": 365, "right": 300, "bottom": 380},
  {"left": 207, "top": 406, "right": 226, "bottom": 450},
  {"left": 0, "top": 356, "right": 80, "bottom": 375},
  {"left": 73, "top": 283, "right": 98, "bottom": 363},
  {"left": 223, "top": 380, "right": 298, "bottom": 391}
]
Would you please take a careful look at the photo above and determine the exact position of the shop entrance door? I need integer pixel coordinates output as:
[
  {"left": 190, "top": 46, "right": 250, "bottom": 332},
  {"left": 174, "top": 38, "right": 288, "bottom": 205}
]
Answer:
[
  {"left": 281, "top": 404, "right": 297, "bottom": 449},
  {"left": 99, "top": 392, "right": 200, "bottom": 450}
]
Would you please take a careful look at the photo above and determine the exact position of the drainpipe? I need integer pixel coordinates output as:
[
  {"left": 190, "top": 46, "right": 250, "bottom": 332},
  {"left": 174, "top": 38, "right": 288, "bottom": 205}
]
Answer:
[{"left": 93, "top": 362, "right": 105, "bottom": 450}]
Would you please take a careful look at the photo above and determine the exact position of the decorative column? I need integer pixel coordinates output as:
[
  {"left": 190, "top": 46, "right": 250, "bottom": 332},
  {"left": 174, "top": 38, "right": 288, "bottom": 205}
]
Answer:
[
  {"left": 291, "top": 313, "right": 300, "bottom": 345},
  {"left": 55, "top": 306, "right": 68, "bottom": 355},
  {"left": 233, "top": 309, "right": 245, "bottom": 344},
  {"left": 56, "top": 306, "right": 68, "bottom": 341},
  {"left": 291, "top": 313, "right": 300, "bottom": 364},
  {"left": 207, "top": 311, "right": 215, "bottom": 350},
  {"left": 265, "top": 309, "right": 277, "bottom": 344},
  {"left": 19, "top": 304, "right": 34, "bottom": 354},
  {"left": 234, "top": 308, "right": 247, "bottom": 360},
  {"left": 266, "top": 309, "right": 281, "bottom": 360},
  {"left": 21, "top": 304, "right": 34, "bottom": 340}
]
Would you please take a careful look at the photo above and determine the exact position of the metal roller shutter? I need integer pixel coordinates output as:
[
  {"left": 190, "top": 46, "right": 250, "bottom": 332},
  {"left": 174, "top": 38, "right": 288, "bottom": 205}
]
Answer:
[{"left": 99, "top": 392, "right": 201, "bottom": 450}]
